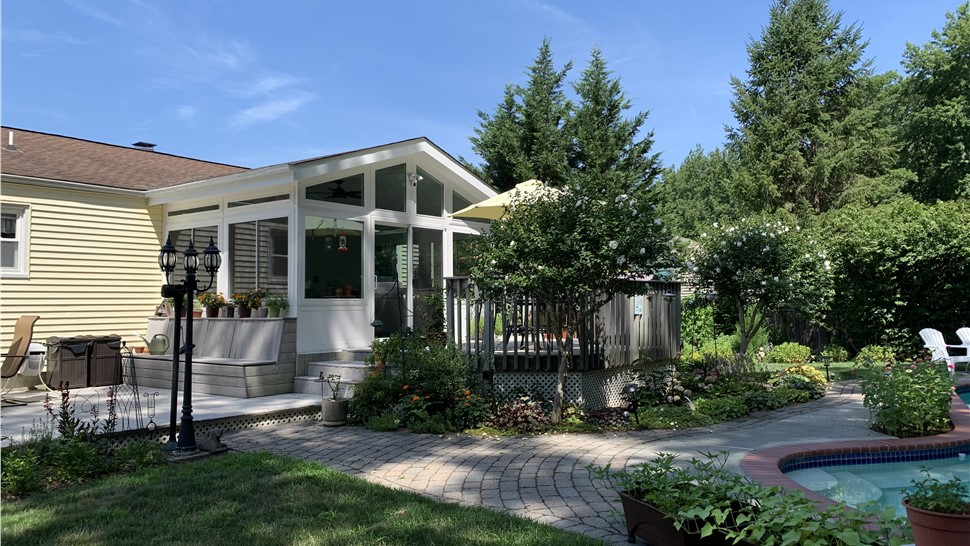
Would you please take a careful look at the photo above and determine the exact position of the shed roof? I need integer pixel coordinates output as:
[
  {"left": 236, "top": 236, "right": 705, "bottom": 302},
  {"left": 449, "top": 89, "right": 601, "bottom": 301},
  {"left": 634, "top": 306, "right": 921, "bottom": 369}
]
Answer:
[{"left": 0, "top": 127, "right": 248, "bottom": 191}]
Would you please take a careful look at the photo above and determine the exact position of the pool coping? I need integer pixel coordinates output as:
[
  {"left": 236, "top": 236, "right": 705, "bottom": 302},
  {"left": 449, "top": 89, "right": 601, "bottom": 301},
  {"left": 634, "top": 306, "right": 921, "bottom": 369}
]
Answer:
[{"left": 740, "top": 380, "right": 970, "bottom": 507}]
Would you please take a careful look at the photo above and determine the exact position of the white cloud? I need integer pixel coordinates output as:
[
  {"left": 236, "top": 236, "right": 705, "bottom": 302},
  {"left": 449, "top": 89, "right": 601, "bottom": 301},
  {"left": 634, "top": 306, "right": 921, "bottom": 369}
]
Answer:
[
  {"left": 227, "top": 75, "right": 301, "bottom": 98},
  {"left": 2, "top": 29, "right": 91, "bottom": 45},
  {"left": 175, "top": 105, "right": 198, "bottom": 121},
  {"left": 230, "top": 93, "right": 315, "bottom": 127},
  {"left": 63, "top": 0, "right": 127, "bottom": 27}
]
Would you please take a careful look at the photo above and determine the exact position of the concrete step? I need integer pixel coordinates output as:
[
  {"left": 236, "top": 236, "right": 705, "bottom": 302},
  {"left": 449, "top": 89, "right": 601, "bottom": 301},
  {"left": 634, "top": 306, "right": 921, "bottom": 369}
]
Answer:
[{"left": 293, "top": 360, "right": 372, "bottom": 397}]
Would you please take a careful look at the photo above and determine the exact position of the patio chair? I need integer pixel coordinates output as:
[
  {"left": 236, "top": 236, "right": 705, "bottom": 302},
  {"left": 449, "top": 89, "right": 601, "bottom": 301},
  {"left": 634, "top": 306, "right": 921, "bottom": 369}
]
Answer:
[
  {"left": 918, "top": 328, "right": 970, "bottom": 373},
  {"left": 1, "top": 315, "right": 40, "bottom": 405},
  {"left": 957, "top": 327, "right": 970, "bottom": 348}
]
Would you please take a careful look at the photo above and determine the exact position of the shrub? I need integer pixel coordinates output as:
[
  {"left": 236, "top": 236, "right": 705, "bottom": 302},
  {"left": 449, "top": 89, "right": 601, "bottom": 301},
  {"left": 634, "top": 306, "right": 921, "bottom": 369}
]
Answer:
[
  {"left": 855, "top": 345, "right": 897, "bottom": 364},
  {"left": 487, "top": 397, "right": 550, "bottom": 433},
  {"left": 821, "top": 344, "right": 849, "bottom": 362},
  {"left": 348, "top": 374, "right": 399, "bottom": 422},
  {"left": 112, "top": 439, "right": 167, "bottom": 471},
  {"left": 694, "top": 396, "right": 749, "bottom": 422},
  {"left": 0, "top": 446, "right": 45, "bottom": 497},
  {"left": 766, "top": 342, "right": 812, "bottom": 363},
  {"left": 449, "top": 390, "right": 492, "bottom": 430},
  {"left": 860, "top": 357, "right": 954, "bottom": 437},
  {"left": 408, "top": 412, "right": 449, "bottom": 435},
  {"left": 742, "top": 390, "right": 789, "bottom": 412},
  {"left": 364, "top": 411, "right": 401, "bottom": 432},
  {"left": 774, "top": 386, "right": 810, "bottom": 404},
  {"left": 782, "top": 365, "right": 827, "bottom": 385},
  {"left": 52, "top": 438, "right": 107, "bottom": 483},
  {"left": 770, "top": 373, "right": 826, "bottom": 400}
]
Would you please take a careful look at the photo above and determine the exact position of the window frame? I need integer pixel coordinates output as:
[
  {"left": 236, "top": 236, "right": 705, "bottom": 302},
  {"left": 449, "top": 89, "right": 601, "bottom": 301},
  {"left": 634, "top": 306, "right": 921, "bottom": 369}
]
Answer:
[{"left": 1, "top": 204, "right": 29, "bottom": 278}]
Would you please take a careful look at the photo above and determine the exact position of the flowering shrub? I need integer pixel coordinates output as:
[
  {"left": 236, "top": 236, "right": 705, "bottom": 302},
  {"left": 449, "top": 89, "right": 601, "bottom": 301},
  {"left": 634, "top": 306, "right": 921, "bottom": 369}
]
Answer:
[
  {"left": 782, "top": 365, "right": 827, "bottom": 385},
  {"left": 860, "top": 355, "right": 954, "bottom": 437},
  {"left": 450, "top": 389, "right": 491, "bottom": 430},
  {"left": 196, "top": 291, "right": 227, "bottom": 308},
  {"left": 692, "top": 215, "right": 834, "bottom": 355}
]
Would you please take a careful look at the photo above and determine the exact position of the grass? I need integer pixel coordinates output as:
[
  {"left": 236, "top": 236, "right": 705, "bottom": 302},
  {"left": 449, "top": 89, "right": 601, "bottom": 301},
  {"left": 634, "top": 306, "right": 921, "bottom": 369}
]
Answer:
[{"left": 0, "top": 452, "right": 605, "bottom": 546}]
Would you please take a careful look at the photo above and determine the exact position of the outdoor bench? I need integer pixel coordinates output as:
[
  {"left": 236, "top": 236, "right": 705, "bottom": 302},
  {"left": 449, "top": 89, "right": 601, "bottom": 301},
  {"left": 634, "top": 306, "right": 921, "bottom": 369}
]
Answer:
[{"left": 131, "top": 317, "right": 296, "bottom": 398}]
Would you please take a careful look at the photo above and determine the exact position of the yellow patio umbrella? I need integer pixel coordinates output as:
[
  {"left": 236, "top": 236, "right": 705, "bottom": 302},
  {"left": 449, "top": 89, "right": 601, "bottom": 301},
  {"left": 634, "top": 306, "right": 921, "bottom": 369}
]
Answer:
[{"left": 451, "top": 179, "right": 562, "bottom": 221}]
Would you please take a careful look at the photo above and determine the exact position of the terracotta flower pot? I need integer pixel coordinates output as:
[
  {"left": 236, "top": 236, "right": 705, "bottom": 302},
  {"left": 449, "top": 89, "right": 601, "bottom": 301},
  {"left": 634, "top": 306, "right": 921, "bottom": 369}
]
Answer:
[{"left": 904, "top": 499, "right": 970, "bottom": 545}]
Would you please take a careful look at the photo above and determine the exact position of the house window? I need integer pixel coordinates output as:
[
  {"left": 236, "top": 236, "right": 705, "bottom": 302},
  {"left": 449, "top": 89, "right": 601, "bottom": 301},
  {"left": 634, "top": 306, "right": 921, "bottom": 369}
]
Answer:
[
  {"left": 306, "top": 174, "right": 364, "bottom": 207},
  {"left": 305, "top": 215, "right": 363, "bottom": 299},
  {"left": 452, "top": 191, "right": 472, "bottom": 214},
  {"left": 168, "top": 226, "right": 218, "bottom": 253},
  {"left": 1, "top": 205, "right": 28, "bottom": 277},
  {"left": 416, "top": 167, "right": 443, "bottom": 216},
  {"left": 230, "top": 217, "right": 288, "bottom": 296},
  {"left": 375, "top": 164, "right": 406, "bottom": 212}
]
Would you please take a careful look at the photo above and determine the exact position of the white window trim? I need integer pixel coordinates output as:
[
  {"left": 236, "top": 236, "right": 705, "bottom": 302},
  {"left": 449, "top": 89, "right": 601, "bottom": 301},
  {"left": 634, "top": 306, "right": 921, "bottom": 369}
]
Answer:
[{"left": 1, "top": 204, "right": 29, "bottom": 278}]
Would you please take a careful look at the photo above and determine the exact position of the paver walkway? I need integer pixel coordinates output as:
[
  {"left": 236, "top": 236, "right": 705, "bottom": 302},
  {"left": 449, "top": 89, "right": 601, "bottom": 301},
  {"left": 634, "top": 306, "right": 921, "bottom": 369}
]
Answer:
[{"left": 225, "top": 386, "right": 885, "bottom": 545}]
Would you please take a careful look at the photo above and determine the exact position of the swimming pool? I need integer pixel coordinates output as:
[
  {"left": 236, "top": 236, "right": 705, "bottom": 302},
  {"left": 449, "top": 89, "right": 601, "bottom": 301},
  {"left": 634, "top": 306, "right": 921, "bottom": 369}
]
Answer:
[{"left": 785, "top": 449, "right": 970, "bottom": 516}]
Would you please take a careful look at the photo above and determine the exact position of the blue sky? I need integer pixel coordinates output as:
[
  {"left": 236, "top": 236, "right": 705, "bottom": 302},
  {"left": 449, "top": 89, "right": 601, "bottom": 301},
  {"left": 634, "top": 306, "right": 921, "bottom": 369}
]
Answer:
[{"left": 1, "top": 1, "right": 962, "bottom": 170}]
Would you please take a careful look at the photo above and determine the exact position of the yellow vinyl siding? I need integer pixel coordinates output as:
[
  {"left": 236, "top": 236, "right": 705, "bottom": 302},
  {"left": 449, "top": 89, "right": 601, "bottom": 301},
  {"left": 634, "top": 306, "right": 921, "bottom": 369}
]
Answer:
[{"left": 0, "top": 181, "right": 164, "bottom": 350}]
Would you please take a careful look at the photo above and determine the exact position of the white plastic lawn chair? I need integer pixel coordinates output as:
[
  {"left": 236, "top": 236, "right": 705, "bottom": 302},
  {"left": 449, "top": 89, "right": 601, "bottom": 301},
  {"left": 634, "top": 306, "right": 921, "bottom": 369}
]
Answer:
[
  {"left": 918, "top": 328, "right": 970, "bottom": 373},
  {"left": 956, "top": 327, "right": 970, "bottom": 348}
]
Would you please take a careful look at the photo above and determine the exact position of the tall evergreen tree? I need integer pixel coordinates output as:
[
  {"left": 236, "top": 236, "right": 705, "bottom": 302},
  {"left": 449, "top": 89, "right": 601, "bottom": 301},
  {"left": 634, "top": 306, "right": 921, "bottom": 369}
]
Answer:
[
  {"left": 467, "top": 38, "right": 572, "bottom": 191},
  {"left": 727, "top": 0, "right": 889, "bottom": 214},
  {"left": 655, "top": 146, "right": 743, "bottom": 239},
  {"left": 567, "top": 48, "right": 661, "bottom": 189},
  {"left": 899, "top": 2, "right": 970, "bottom": 201}
]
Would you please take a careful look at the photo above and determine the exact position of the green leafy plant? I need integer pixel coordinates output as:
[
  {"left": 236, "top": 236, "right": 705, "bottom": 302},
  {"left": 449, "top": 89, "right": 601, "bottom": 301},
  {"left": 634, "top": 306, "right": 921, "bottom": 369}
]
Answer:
[
  {"left": 782, "top": 365, "right": 827, "bottom": 385},
  {"left": 263, "top": 294, "right": 289, "bottom": 311},
  {"left": 364, "top": 411, "right": 400, "bottom": 432},
  {"left": 905, "top": 468, "right": 970, "bottom": 514},
  {"left": 112, "top": 439, "right": 167, "bottom": 471},
  {"left": 854, "top": 345, "right": 897, "bottom": 364},
  {"left": 0, "top": 447, "right": 45, "bottom": 497},
  {"left": 860, "top": 356, "right": 954, "bottom": 437},
  {"left": 821, "top": 344, "right": 849, "bottom": 362},
  {"left": 694, "top": 396, "right": 749, "bottom": 422},
  {"left": 766, "top": 342, "right": 812, "bottom": 364},
  {"left": 348, "top": 374, "right": 399, "bottom": 423}
]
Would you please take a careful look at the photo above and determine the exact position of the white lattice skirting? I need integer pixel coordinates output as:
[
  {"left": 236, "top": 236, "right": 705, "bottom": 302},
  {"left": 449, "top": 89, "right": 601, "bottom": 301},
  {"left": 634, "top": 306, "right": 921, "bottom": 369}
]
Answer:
[{"left": 492, "top": 366, "right": 639, "bottom": 409}]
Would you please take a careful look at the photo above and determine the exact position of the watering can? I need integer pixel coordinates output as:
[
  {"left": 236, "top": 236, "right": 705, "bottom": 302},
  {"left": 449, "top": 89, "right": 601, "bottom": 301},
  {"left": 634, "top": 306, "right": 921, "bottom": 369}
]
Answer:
[{"left": 148, "top": 334, "right": 169, "bottom": 355}]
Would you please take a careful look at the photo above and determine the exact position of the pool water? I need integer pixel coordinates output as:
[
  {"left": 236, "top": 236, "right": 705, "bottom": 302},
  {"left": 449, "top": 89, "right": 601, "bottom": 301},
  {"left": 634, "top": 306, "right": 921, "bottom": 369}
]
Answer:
[
  {"left": 787, "top": 456, "right": 970, "bottom": 517},
  {"left": 960, "top": 389, "right": 970, "bottom": 406}
]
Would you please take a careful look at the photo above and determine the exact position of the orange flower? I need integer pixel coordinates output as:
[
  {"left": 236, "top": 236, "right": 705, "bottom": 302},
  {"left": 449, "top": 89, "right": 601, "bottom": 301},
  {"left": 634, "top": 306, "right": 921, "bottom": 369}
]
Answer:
[
  {"left": 411, "top": 395, "right": 419, "bottom": 401},
  {"left": 464, "top": 389, "right": 471, "bottom": 396},
  {"left": 402, "top": 385, "right": 409, "bottom": 390}
]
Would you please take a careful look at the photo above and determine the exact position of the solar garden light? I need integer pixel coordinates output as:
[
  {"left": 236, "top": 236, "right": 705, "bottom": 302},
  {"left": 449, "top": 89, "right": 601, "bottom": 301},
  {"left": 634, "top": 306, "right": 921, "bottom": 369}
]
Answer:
[
  {"left": 158, "top": 237, "right": 221, "bottom": 452},
  {"left": 622, "top": 383, "right": 640, "bottom": 425}
]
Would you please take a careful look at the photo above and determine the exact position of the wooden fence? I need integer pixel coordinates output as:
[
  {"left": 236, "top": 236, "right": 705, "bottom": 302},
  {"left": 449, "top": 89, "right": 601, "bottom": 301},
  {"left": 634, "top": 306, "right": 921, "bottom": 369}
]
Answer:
[{"left": 444, "top": 277, "right": 681, "bottom": 373}]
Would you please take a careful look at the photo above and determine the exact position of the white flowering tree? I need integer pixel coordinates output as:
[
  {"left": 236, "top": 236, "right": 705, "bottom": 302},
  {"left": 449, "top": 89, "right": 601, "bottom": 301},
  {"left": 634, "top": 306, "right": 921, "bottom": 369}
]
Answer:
[
  {"left": 471, "top": 171, "right": 670, "bottom": 422},
  {"left": 692, "top": 215, "right": 834, "bottom": 357}
]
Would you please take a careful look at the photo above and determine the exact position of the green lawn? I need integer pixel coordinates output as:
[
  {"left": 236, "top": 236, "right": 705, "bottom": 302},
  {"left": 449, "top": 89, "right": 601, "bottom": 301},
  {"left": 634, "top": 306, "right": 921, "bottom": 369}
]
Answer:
[{"left": 1, "top": 452, "right": 605, "bottom": 546}]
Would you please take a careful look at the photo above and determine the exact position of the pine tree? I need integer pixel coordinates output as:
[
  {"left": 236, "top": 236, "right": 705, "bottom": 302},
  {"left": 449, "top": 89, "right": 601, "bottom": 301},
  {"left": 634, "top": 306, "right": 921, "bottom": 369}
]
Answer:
[{"left": 727, "top": 0, "right": 889, "bottom": 214}]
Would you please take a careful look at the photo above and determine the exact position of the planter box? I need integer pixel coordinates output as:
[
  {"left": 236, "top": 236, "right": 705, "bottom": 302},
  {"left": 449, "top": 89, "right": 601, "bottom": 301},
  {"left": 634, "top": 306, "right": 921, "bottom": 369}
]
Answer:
[{"left": 619, "top": 492, "right": 751, "bottom": 546}]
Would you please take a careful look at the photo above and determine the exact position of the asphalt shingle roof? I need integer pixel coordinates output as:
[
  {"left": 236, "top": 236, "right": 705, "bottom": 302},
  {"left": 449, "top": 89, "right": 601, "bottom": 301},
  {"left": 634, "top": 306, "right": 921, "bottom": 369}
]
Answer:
[{"left": 0, "top": 127, "right": 248, "bottom": 191}]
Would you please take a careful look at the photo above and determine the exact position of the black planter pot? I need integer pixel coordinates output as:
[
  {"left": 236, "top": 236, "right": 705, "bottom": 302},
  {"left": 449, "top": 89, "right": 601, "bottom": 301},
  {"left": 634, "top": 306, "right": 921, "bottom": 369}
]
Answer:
[{"left": 618, "top": 491, "right": 752, "bottom": 546}]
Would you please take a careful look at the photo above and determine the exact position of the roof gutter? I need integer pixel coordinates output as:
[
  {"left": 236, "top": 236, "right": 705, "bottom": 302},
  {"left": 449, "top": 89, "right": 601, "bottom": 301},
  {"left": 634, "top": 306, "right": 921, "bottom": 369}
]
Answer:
[{"left": 0, "top": 173, "right": 148, "bottom": 197}]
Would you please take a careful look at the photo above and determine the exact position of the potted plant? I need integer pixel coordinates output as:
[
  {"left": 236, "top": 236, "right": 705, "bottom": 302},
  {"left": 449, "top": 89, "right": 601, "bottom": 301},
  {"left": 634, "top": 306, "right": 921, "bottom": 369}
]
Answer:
[
  {"left": 197, "top": 291, "right": 227, "bottom": 318},
  {"left": 264, "top": 294, "right": 289, "bottom": 317},
  {"left": 231, "top": 287, "right": 266, "bottom": 318},
  {"left": 590, "top": 451, "right": 908, "bottom": 546},
  {"left": 319, "top": 373, "right": 349, "bottom": 426},
  {"left": 903, "top": 468, "right": 970, "bottom": 545}
]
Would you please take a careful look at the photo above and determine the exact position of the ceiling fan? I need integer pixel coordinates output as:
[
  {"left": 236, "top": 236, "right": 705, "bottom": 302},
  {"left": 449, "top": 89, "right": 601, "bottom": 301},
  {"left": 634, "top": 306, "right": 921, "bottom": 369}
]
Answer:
[{"left": 324, "top": 179, "right": 362, "bottom": 200}]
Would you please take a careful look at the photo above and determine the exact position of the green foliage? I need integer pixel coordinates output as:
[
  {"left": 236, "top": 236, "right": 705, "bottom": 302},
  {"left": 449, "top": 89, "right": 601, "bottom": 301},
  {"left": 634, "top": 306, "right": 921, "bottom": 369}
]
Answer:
[
  {"left": 766, "top": 342, "right": 812, "bottom": 364},
  {"left": 860, "top": 357, "right": 954, "bottom": 437},
  {"left": 449, "top": 390, "right": 491, "bottom": 431},
  {"left": 774, "top": 386, "right": 811, "bottom": 404},
  {"left": 742, "top": 390, "right": 790, "bottom": 412},
  {"left": 905, "top": 467, "right": 970, "bottom": 514},
  {"left": 770, "top": 374, "right": 825, "bottom": 401},
  {"left": 821, "top": 199, "right": 970, "bottom": 353},
  {"left": 899, "top": 3, "right": 970, "bottom": 201},
  {"left": 727, "top": 0, "right": 897, "bottom": 215},
  {"left": 680, "top": 295, "right": 715, "bottom": 353},
  {"left": 821, "top": 344, "right": 849, "bottom": 362},
  {"left": 854, "top": 345, "right": 897, "bottom": 364},
  {"left": 0, "top": 446, "right": 45, "bottom": 497},
  {"left": 656, "top": 146, "right": 746, "bottom": 239},
  {"left": 348, "top": 374, "right": 400, "bottom": 422},
  {"left": 52, "top": 438, "right": 107, "bottom": 483},
  {"left": 407, "top": 413, "right": 450, "bottom": 435},
  {"left": 364, "top": 411, "right": 401, "bottom": 432},
  {"left": 782, "top": 365, "right": 828, "bottom": 385},
  {"left": 694, "top": 396, "right": 750, "bottom": 422},
  {"left": 637, "top": 405, "right": 713, "bottom": 429},
  {"left": 466, "top": 38, "right": 572, "bottom": 190},
  {"left": 112, "top": 440, "right": 166, "bottom": 472},
  {"left": 693, "top": 215, "right": 834, "bottom": 356}
]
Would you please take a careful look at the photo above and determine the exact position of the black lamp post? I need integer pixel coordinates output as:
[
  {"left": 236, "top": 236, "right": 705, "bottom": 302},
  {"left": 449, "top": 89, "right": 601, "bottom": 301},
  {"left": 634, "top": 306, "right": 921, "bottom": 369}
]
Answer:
[{"left": 158, "top": 236, "right": 221, "bottom": 452}]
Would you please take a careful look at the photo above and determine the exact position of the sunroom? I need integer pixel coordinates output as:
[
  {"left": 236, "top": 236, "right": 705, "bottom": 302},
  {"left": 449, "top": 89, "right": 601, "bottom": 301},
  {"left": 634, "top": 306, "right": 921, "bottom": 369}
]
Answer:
[{"left": 147, "top": 138, "right": 495, "bottom": 364}]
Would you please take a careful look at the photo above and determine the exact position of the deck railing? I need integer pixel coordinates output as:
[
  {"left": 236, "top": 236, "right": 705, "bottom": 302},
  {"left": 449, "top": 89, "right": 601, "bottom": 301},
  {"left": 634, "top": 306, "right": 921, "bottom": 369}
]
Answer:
[{"left": 444, "top": 277, "right": 681, "bottom": 372}]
